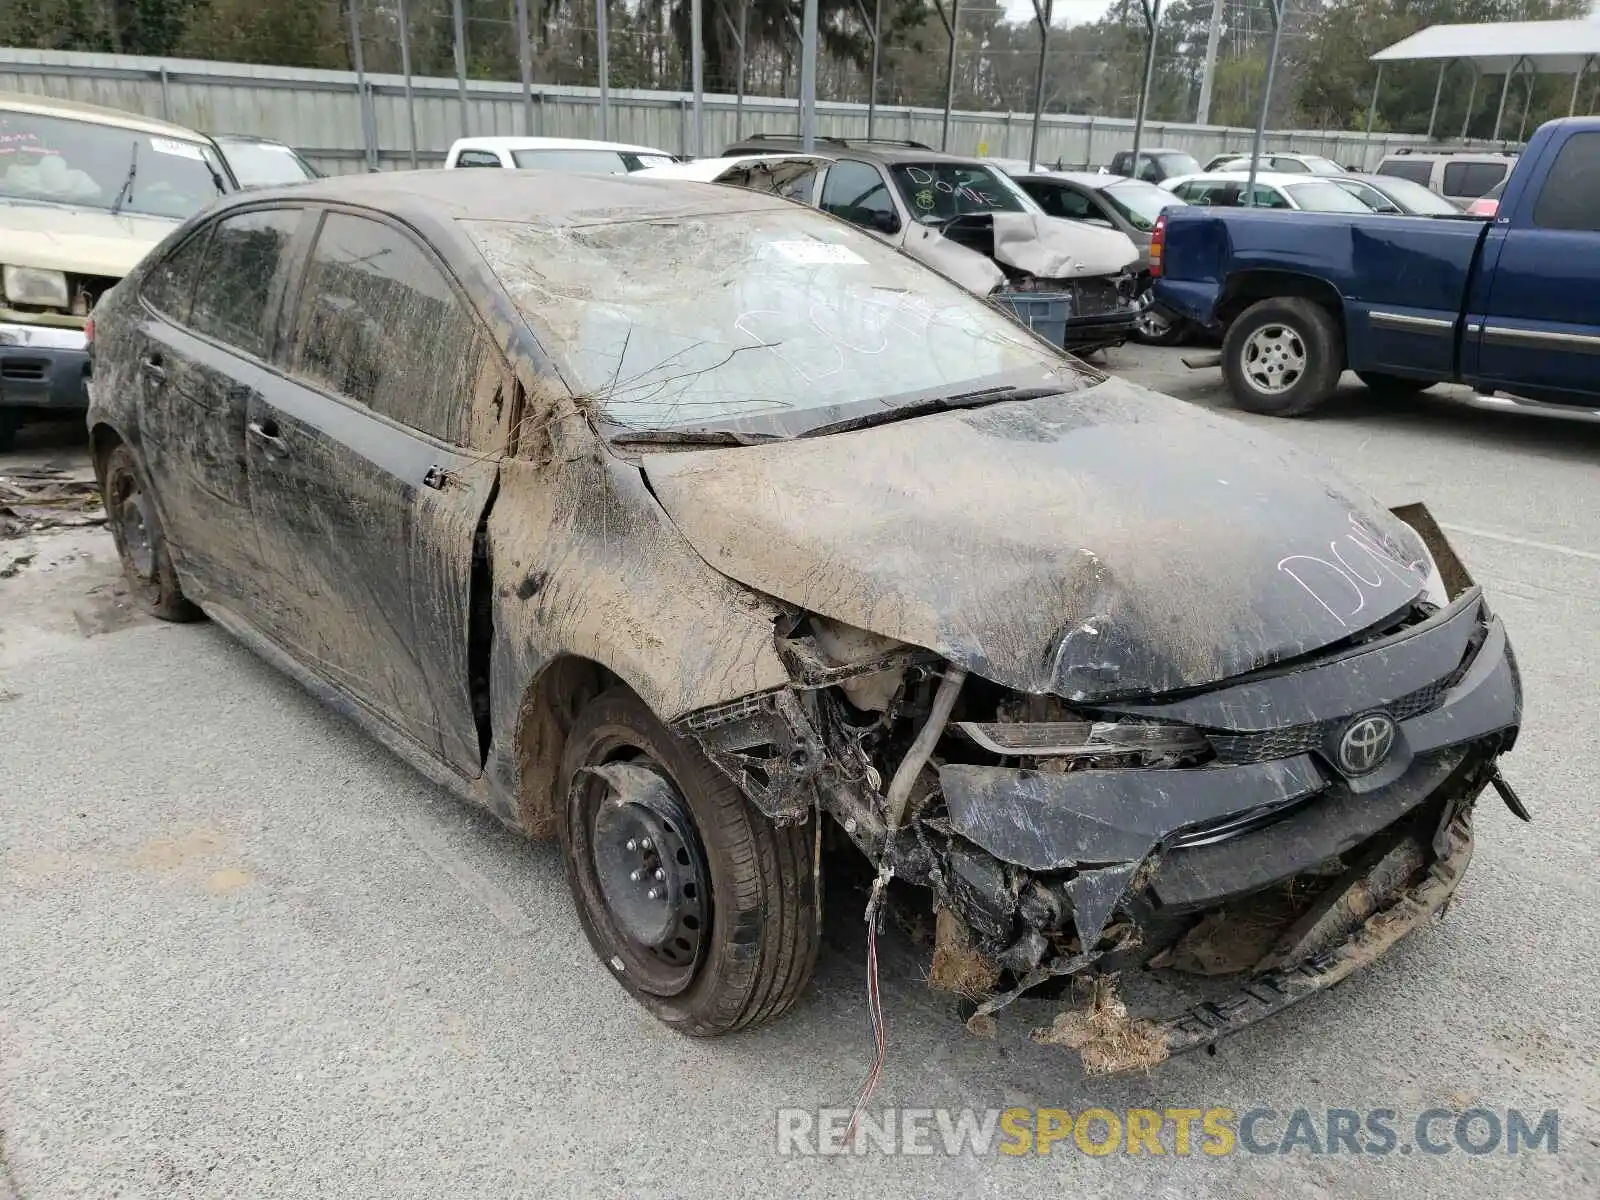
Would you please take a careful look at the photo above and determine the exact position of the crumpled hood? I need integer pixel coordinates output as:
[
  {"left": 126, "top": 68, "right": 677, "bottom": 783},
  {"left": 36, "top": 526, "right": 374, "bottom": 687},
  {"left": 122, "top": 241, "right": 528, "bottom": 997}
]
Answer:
[
  {"left": 642, "top": 381, "right": 1435, "bottom": 701},
  {"left": 989, "top": 212, "right": 1140, "bottom": 278},
  {"left": 0, "top": 202, "right": 180, "bottom": 277}
]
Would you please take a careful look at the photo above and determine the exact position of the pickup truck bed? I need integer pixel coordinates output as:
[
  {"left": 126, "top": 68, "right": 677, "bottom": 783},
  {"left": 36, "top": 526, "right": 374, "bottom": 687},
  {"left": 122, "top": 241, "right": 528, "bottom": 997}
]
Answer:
[{"left": 1152, "top": 116, "right": 1600, "bottom": 418}]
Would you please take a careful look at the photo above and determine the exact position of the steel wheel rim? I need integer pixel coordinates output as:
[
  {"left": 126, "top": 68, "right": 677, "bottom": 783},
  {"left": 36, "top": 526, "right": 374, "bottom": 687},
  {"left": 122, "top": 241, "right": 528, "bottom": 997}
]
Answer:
[
  {"left": 1241, "top": 323, "right": 1307, "bottom": 395},
  {"left": 580, "top": 757, "right": 710, "bottom": 997},
  {"left": 110, "top": 469, "right": 156, "bottom": 581}
]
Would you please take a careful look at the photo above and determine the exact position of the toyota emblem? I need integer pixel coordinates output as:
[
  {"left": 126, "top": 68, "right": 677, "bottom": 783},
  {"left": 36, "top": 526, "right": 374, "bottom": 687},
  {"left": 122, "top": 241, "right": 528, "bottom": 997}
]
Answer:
[{"left": 1337, "top": 712, "right": 1397, "bottom": 776}]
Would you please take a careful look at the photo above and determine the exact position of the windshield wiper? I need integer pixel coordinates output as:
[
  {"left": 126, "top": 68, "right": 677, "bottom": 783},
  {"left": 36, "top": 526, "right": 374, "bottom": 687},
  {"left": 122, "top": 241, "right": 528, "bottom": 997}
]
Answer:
[
  {"left": 109, "top": 141, "right": 138, "bottom": 216},
  {"left": 607, "top": 428, "right": 785, "bottom": 447},
  {"left": 798, "top": 384, "right": 1064, "bottom": 439}
]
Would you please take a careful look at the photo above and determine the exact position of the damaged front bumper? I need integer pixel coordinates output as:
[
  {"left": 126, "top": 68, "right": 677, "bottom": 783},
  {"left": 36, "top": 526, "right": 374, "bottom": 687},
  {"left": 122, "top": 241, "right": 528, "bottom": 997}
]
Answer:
[{"left": 673, "top": 546, "right": 1521, "bottom": 1067}]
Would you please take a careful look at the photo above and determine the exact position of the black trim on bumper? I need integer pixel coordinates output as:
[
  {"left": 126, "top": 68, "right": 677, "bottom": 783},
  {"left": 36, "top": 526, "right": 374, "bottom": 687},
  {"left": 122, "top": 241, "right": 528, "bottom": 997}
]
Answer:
[{"left": 0, "top": 324, "right": 90, "bottom": 411}]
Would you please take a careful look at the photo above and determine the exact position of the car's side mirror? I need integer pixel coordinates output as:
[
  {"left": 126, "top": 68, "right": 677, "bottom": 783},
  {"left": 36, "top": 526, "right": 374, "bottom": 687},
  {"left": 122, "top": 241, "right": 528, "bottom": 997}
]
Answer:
[{"left": 871, "top": 209, "right": 901, "bottom": 235}]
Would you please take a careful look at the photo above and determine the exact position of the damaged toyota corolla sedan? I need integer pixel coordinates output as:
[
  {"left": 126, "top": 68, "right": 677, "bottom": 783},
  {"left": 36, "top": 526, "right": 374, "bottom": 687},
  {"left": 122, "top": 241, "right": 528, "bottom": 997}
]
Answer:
[{"left": 85, "top": 171, "right": 1525, "bottom": 1069}]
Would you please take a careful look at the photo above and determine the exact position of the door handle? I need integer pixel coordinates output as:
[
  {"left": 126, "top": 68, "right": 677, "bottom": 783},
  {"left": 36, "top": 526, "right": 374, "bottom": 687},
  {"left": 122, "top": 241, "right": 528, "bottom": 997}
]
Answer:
[
  {"left": 140, "top": 355, "right": 166, "bottom": 386},
  {"left": 247, "top": 419, "right": 290, "bottom": 458}
]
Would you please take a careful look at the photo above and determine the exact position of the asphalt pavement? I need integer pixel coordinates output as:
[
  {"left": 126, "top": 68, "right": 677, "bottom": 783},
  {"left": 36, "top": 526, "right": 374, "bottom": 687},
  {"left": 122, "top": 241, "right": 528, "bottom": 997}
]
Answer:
[{"left": 2, "top": 351, "right": 1596, "bottom": 1198}]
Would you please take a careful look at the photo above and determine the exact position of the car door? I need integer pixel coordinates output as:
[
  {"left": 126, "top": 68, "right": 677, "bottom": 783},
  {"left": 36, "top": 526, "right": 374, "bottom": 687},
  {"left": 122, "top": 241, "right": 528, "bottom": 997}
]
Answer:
[
  {"left": 133, "top": 206, "right": 305, "bottom": 614},
  {"left": 1470, "top": 131, "right": 1600, "bottom": 407},
  {"left": 247, "top": 208, "right": 505, "bottom": 773}
]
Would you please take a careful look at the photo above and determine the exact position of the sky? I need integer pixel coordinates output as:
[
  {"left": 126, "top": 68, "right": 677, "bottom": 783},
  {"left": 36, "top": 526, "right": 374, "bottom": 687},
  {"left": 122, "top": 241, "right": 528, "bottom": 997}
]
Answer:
[{"left": 999, "top": 0, "right": 1118, "bottom": 25}]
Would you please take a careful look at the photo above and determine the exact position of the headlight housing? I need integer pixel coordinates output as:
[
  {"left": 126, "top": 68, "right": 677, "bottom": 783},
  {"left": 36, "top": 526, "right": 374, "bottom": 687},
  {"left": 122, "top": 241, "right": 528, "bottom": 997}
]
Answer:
[
  {"left": 3, "top": 265, "right": 70, "bottom": 309},
  {"left": 1415, "top": 541, "right": 1450, "bottom": 609}
]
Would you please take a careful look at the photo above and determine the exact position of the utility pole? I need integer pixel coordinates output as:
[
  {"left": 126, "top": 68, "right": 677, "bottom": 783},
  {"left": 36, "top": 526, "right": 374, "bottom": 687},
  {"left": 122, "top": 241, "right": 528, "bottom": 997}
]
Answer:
[{"left": 1196, "top": 0, "right": 1224, "bottom": 125}]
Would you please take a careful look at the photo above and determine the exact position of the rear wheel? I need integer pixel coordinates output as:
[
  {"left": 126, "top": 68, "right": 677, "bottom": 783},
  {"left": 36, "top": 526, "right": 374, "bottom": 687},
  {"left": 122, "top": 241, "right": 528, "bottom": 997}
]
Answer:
[
  {"left": 102, "top": 444, "right": 200, "bottom": 622},
  {"left": 1222, "top": 297, "right": 1343, "bottom": 416},
  {"left": 1357, "top": 371, "right": 1434, "bottom": 399},
  {"left": 558, "top": 687, "right": 819, "bottom": 1035}
]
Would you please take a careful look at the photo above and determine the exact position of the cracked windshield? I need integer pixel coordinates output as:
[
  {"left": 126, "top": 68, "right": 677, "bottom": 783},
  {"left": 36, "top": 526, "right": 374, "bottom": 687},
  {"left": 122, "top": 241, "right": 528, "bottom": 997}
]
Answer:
[
  {"left": 465, "top": 208, "right": 1074, "bottom": 434},
  {"left": 0, "top": 109, "right": 225, "bottom": 219}
]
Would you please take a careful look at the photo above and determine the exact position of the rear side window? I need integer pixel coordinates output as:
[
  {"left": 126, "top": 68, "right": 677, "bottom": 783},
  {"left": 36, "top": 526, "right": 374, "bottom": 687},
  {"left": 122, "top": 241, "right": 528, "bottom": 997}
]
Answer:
[
  {"left": 291, "top": 212, "right": 478, "bottom": 444},
  {"left": 1377, "top": 158, "right": 1434, "bottom": 185},
  {"left": 1441, "top": 160, "right": 1508, "bottom": 198},
  {"left": 142, "top": 227, "right": 213, "bottom": 322},
  {"left": 455, "top": 150, "right": 503, "bottom": 168},
  {"left": 1533, "top": 132, "right": 1600, "bottom": 230},
  {"left": 188, "top": 209, "right": 302, "bottom": 358}
]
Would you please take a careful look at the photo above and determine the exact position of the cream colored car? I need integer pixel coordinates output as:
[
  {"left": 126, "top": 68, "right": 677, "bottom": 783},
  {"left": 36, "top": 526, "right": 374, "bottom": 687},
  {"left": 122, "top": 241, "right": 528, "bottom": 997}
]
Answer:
[{"left": 0, "top": 92, "right": 231, "bottom": 449}]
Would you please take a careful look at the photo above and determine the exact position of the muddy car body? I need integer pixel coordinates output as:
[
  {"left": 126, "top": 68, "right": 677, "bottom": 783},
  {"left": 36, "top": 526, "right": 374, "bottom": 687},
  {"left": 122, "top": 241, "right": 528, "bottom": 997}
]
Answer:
[{"left": 85, "top": 171, "right": 1524, "bottom": 1063}]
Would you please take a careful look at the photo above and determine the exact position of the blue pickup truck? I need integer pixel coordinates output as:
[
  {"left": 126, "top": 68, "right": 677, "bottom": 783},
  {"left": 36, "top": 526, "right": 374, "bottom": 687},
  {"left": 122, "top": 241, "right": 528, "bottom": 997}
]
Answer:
[{"left": 1152, "top": 116, "right": 1600, "bottom": 417}]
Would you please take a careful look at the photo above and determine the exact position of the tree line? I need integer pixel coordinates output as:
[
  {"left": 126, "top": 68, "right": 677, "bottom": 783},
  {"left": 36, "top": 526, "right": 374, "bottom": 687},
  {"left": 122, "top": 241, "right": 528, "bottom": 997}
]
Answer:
[{"left": 2, "top": 0, "right": 1592, "bottom": 136}]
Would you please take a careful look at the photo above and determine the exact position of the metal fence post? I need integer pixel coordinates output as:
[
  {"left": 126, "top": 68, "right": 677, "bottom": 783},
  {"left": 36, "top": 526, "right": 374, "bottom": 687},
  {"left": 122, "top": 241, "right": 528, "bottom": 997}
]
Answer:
[
  {"left": 398, "top": 0, "right": 418, "bottom": 168},
  {"left": 515, "top": 0, "right": 535, "bottom": 135},
  {"left": 597, "top": 0, "right": 611, "bottom": 140},
  {"left": 452, "top": 0, "right": 469, "bottom": 139}
]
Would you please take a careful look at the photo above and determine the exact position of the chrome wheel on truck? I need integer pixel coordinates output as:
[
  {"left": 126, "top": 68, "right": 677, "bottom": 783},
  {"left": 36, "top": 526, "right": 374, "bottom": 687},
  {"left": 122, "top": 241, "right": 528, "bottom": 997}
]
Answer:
[{"left": 1221, "top": 297, "right": 1343, "bottom": 417}]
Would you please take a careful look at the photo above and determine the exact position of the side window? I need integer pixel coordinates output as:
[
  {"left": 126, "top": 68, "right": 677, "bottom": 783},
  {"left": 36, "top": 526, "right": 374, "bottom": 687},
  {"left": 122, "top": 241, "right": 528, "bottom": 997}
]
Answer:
[
  {"left": 291, "top": 212, "right": 479, "bottom": 444},
  {"left": 188, "top": 209, "right": 302, "bottom": 357},
  {"left": 1376, "top": 159, "right": 1434, "bottom": 185},
  {"left": 820, "top": 160, "right": 894, "bottom": 229},
  {"left": 1137, "top": 158, "right": 1160, "bottom": 183},
  {"left": 1272, "top": 157, "right": 1310, "bottom": 174},
  {"left": 142, "top": 226, "right": 213, "bottom": 322},
  {"left": 1252, "top": 186, "right": 1291, "bottom": 209},
  {"left": 1442, "top": 160, "right": 1507, "bottom": 197},
  {"left": 1035, "top": 185, "right": 1093, "bottom": 220},
  {"left": 455, "top": 150, "right": 503, "bottom": 168},
  {"left": 1534, "top": 134, "right": 1600, "bottom": 230}
]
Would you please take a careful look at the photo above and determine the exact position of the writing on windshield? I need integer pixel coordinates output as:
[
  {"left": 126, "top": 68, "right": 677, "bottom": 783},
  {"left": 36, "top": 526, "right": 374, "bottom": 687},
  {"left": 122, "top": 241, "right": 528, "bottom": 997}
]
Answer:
[{"left": 889, "top": 163, "right": 1029, "bottom": 223}]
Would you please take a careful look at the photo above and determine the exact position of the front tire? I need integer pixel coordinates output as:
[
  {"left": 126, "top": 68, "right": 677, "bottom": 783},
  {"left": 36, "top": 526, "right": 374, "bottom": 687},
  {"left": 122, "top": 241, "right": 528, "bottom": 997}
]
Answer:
[
  {"left": 1222, "top": 297, "right": 1343, "bottom": 416},
  {"left": 102, "top": 444, "right": 200, "bottom": 622},
  {"left": 558, "top": 687, "right": 819, "bottom": 1036}
]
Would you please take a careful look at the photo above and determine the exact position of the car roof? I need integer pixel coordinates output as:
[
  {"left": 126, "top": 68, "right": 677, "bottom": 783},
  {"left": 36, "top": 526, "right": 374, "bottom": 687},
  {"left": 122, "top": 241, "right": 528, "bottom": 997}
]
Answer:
[
  {"left": 0, "top": 89, "right": 212, "bottom": 141},
  {"left": 1163, "top": 171, "right": 1311, "bottom": 187},
  {"left": 1378, "top": 149, "right": 1518, "bottom": 162},
  {"left": 449, "top": 135, "right": 671, "bottom": 156},
  {"left": 633, "top": 152, "right": 833, "bottom": 182},
  {"left": 212, "top": 167, "right": 802, "bottom": 227},
  {"left": 1016, "top": 170, "right": 1117, "bottom": 189},
  {"left": 723, "top": 136, "right": 988, "bottom": 167}
]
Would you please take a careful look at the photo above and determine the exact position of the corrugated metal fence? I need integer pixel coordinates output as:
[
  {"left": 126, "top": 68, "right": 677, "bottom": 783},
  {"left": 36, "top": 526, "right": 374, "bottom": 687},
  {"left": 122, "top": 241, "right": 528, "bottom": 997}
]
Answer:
[{"left": 0, "top": 47, "right": 1431, "bottom": 175}]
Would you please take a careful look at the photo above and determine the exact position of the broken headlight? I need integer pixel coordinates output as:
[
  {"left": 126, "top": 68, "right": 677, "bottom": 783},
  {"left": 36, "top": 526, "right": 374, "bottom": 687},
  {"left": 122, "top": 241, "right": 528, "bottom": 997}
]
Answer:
[
  {"left": 2, "top": 265, "right": 69, "bottom": 309},
  {"left": 1418, "top": 547, "right": 1449, "bottom": 609},
  {"left": 956, "top": 719, "right": 1207, "bottom": 759}
]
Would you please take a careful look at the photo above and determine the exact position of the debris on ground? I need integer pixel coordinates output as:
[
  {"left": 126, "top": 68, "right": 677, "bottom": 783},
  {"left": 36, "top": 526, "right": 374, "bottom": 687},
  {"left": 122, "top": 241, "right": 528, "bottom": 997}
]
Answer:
[
  {"left": 927, "top": 906, "right": 1001, "bottom": 999},
  {"left": 1, "top": 466, "right": 104, "bottom": 539},
  {"left": 1031, "top": 976, "right": 1170, "bottom": 1075}
]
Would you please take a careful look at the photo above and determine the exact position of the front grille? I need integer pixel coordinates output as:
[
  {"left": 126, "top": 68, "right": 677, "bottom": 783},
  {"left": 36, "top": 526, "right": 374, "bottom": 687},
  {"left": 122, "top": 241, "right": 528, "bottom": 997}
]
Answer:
[
  {"left": 1065, "top": 277, "right": 1128, "bottom": 317},
  {"left": 1, "top": 357, "right": 47, "bottom": 381},
  {"left": 1207, "top": 677, "right": 1453, "bottom": 765}
]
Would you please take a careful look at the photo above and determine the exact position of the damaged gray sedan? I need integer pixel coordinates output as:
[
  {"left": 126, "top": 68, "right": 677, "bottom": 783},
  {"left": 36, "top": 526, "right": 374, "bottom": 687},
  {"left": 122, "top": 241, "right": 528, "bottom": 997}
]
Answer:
[{"left": 85, "top": 171, "right": 1525, "bottom": 1067}]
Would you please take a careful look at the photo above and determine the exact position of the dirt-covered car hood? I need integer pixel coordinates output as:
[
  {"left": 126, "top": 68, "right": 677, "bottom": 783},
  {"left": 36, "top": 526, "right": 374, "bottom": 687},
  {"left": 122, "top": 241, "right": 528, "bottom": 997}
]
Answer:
[{"left": 641, "top": 380, "right": 1435, "bottom": 701}]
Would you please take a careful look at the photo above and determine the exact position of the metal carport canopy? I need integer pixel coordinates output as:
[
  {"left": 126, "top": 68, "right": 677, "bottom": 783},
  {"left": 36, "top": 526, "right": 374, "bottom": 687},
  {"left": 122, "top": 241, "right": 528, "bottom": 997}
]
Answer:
[{"left": 1372, "top": 19, "right": 1600, "bottom": 75}]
